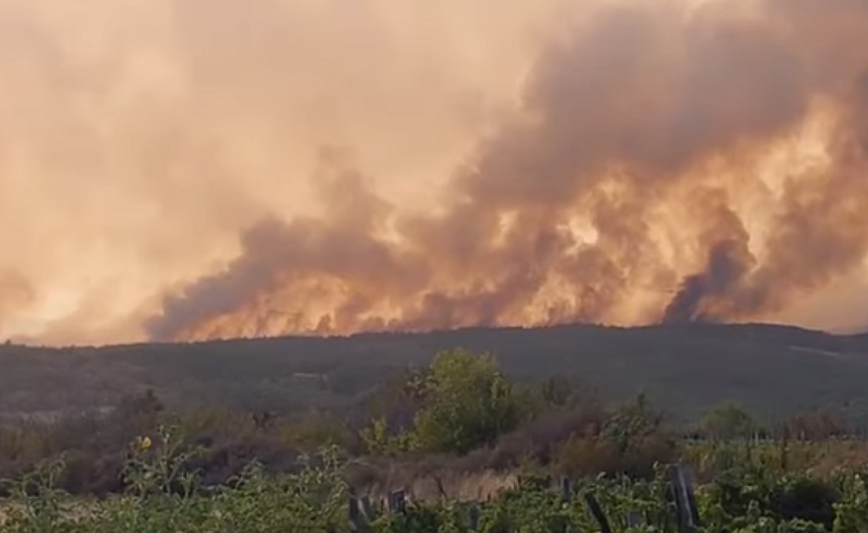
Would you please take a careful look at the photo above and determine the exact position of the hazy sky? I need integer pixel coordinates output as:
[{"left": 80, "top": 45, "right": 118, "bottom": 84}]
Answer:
[{"left": 2, "top": 0, "right": 868, "bottom": 346}]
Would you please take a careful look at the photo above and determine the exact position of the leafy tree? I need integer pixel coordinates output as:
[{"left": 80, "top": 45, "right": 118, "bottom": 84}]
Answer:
[
  {"left": 597, "top": 393, "right": 675, "bottom": 477},
  {"left": 602, "top": 393, "right": 665, "bottom": 451},
  {"left": 702, "top": 401, "right": 757, "bottom": 440},
  {"left": 410, "top": 348, "right": 523, "bottom": 455}
]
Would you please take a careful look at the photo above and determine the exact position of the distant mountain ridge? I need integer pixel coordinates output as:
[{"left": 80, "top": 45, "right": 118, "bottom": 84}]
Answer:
[{"left": 3, "top": 322, "right": 868, "bottom": 424}]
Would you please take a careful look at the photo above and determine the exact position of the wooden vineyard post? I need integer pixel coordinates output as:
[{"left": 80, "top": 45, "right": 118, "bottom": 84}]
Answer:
[
  {"left": 781, "top": 426, "right": 790, "bottom": 471},
  {"left": 348, "top": 493, "right": 361, "bottom": 528},
  {"left": 627, "top": 510, "right": 643, "bottom": 528},
  {"left": 469, "top": 504, "right": 481, "bottom": 531},
  {"left": 348, "top": 489, "right": 375, "bottom": 533},
  {"left": 387, "top": 489, "right": 406, "bottom": 514},
  {"left": 584, "top": 492, "right": 613, "bottom": 533},
  {"left": 669, "top": 465, "right": 701, "bottom": 532},
  {"left": 360, "top": 495, "right": 375, "bottom": 523},
  {"left": 561, "top": 477, "right": 573, "bottom": 502}
]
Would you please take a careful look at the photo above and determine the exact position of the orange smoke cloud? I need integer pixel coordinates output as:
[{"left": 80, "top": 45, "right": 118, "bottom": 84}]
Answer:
[{"left": 3, "top": 0, "right": 868, "bottom": 345}]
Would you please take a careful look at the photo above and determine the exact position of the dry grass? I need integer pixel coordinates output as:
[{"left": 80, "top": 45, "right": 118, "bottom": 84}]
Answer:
[{"left": 806, "top": 440, "right": 868, "bottom": 477}]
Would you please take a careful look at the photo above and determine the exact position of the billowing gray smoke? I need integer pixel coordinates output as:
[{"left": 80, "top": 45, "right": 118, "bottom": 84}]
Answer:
[
  {"left": 144, "top": 0, "right": 868, "bottom": 341},
  {"left": 3, "top": 0, "right": 868, "bottom": 345}
]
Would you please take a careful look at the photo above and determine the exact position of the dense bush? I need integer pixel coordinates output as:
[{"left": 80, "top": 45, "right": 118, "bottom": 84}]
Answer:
[{"left": 409, "top": 348, "right": 525, "bottom": 455}]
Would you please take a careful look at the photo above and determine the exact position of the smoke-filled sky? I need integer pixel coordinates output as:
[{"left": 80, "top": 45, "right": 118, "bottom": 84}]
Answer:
[{"left": 2, "top": 0, "right": 868, "bottom": 346}]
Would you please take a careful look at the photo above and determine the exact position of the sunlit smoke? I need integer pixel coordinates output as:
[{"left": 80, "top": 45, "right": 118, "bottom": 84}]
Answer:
[{"left": 2, "top": 0, "right": 868, "bottom": 345}]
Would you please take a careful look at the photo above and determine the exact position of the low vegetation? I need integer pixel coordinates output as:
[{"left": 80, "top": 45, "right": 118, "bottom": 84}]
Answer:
[{"left": 2, "top": 347, "right": 868, "bottom": 531}]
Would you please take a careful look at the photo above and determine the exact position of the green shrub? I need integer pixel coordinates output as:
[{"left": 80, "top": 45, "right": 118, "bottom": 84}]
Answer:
[{"left": 410, "top": 348, "right": 523, "bottom": 455}]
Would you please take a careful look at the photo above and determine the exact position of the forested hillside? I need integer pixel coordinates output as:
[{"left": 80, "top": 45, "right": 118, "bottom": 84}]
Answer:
[{"left": 3, "top": 323, "right": 868, "bottom": 424}]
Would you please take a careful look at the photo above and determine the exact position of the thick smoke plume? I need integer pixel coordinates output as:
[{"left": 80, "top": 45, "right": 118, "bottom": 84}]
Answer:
[{"left": 3, "top": 0, "right": 868, "bottom": 345}]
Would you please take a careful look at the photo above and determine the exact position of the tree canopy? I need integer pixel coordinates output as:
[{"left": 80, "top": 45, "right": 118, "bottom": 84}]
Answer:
[{"left": 410, "top": 348, "right": 523, "bottom": 455}]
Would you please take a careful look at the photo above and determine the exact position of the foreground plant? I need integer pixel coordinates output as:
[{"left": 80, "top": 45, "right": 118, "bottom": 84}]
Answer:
[{"left": 4, "top": 440, "right": 868, "bottom": 532}]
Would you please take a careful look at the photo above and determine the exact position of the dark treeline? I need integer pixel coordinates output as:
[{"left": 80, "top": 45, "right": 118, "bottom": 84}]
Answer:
[{"left": 5, "top": 322, "right": 868, "bottom": 426}]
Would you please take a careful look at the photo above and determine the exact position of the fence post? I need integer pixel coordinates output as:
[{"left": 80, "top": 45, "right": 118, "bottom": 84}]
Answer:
[
  {"left": 561, "top": 477, "right": 573, "bottom": 502},
  {"left": 348, "top": 494, "right": 361, "bottom": 525},
  {"left": 469, "top": 504, "right": 480, "bottom": 531},
  {"left": 360, "top": 495, "right": 374, "bottom": 520},
  {"left": 584, "top": 492, "right": 613, "bottom": 533},
  {"left": 669, "top": 465, "right": 701, "bottom": 532},
  {"left": 388, "top": 489, "right": 406, "bottom": 514}
]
